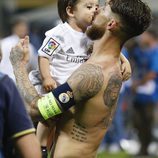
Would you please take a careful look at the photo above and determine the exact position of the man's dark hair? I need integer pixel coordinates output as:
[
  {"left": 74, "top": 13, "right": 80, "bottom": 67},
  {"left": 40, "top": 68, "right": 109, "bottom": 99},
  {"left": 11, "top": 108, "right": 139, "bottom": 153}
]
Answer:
[
  {"left": 109, "top": 0, "right": 152, "bottom": 39},
  {"left": 57, "top": 0, "right": 79, "bottom": 23}
]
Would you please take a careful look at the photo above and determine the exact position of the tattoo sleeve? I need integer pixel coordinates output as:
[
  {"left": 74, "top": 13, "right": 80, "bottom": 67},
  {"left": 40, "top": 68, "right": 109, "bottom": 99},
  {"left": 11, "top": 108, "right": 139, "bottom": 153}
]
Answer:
[
  {"left": 67, "top": 63, "right": 104, "bottom": 103},
  {"left": 12, "top": 61, "right": 104, "bottom": 121},
  {"left": 12, "top": 62, "right": 42, "bottom": 121}
]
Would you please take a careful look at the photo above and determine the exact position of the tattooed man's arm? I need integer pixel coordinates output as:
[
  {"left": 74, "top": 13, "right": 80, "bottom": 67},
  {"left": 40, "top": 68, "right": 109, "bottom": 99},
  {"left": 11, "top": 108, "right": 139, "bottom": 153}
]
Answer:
[
  {"left": 67, "top": 63, "right": 104, "bottom": 102},
  {"left": 10, "top": 36, "right": 104, "bottom": 121},
  {"left": 10, "top": 36, "right": 42, "bottom": 121}
]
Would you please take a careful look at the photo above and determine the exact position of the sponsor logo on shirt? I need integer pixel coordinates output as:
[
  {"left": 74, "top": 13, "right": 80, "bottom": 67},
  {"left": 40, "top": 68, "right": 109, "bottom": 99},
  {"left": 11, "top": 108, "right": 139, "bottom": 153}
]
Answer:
[
  {"left": 42, "top": 38, "right": 59, "bottom": 56},
  {"left": 66, "top": 55, "right": 89, "bottom": 63}
]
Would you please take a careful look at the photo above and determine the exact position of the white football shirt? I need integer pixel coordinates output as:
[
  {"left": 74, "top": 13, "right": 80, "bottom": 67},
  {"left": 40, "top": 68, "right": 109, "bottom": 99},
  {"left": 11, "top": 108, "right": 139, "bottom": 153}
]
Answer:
[{"left": 38, "top": 22, "right": 92, "bottom": 85}]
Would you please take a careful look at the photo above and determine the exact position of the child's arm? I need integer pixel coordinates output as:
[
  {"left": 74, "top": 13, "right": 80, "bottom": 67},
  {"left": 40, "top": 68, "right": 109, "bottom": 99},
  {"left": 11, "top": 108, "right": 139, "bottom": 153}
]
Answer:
[
  {"left": 39, "top": 56, "right": 57, "bottom": 92},
  {"left": 120, "top": 53, "right": 131, "bottom": 81}
]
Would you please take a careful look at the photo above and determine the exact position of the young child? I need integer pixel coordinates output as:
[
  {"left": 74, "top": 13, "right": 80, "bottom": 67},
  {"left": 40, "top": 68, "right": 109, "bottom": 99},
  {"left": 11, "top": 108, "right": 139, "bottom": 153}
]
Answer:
[{"left": 29, "top": 0, "right": 131, "bottom": 157}]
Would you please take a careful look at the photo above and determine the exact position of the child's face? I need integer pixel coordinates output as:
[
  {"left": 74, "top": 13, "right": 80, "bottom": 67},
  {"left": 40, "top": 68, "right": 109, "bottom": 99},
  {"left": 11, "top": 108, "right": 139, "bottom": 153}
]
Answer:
[{"left": 73, "top": 0, "right": 99, "bottom": 30}]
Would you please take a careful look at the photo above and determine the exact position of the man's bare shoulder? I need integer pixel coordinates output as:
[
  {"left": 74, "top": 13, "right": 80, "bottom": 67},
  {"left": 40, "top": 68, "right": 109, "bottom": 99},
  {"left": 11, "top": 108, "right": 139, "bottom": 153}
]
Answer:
[{"left": 67, "top": 63, "right": 104, "bottom": 102}]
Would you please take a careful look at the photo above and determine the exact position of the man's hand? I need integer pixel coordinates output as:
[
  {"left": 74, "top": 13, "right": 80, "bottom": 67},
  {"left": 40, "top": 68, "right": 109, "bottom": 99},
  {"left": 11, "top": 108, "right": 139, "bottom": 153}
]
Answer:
[
  {"left": 9, "top": 36, "right": 42, "bottom": 122},
  {"left": 10, "top": 36, "right": 30, "bottom": 66},
  {"left": 121, "top": 61, "right": 131, "bottom": 81}
]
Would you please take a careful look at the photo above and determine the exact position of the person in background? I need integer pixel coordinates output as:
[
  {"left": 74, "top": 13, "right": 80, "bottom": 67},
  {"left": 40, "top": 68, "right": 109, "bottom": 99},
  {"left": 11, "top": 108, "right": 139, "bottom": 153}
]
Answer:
[
  {"left": 0, "top": 18, "right": 37, "bottom": 82},
  {"left": 131, "top": 26, "right": 158, "bottom": 156},
  {"left": 0, "top": 71, "right": 41, "bottom": 158}
]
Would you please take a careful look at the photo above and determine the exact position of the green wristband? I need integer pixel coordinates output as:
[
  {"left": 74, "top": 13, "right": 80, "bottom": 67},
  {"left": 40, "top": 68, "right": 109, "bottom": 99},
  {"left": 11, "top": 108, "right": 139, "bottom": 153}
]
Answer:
[{"left": 37, "top": 92, "right": 62, "bottom": 120}]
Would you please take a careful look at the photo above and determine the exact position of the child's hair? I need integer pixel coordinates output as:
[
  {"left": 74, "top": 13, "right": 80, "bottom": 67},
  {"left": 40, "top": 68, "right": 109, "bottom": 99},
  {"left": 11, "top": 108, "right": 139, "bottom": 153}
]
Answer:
[{"left": 58, "top": 0, "right": 79, "bottom": 23}]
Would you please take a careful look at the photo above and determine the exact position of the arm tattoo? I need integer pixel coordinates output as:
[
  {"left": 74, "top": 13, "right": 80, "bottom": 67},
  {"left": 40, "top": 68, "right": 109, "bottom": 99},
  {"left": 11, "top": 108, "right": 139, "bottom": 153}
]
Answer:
[
  {"left": 103, "top": 74, "right": 122, "bottom": 109},
  {"left": 14, "top": 63, "right": 39, "bottom": 103},
  {"left": 71, "top": 122, "right": 88, "bottom": 142},
  {"left": 68, "top": 64, "right": 104, "bottom": 102},
  {"left": 13, "top": 62, "right": 40, "bottom": 120}
]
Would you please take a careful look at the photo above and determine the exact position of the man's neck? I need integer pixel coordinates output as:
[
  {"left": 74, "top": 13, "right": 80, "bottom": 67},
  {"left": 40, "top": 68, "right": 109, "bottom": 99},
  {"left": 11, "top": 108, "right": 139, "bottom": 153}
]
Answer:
[{"left": 93, "top": 34, "right": 121, "bottom": 58}]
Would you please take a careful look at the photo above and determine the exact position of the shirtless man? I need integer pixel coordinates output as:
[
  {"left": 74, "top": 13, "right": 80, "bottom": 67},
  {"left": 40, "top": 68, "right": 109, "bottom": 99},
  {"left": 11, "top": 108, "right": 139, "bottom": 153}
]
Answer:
[{"left": 10, "top": 0, "right": 151, "bottom": 157}]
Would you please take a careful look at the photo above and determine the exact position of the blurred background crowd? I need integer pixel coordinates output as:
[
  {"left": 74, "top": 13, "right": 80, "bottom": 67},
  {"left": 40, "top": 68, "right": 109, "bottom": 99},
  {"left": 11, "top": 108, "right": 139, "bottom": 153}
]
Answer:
[{"left": 0, "top": 0, "right": 158, "bottom": 157}]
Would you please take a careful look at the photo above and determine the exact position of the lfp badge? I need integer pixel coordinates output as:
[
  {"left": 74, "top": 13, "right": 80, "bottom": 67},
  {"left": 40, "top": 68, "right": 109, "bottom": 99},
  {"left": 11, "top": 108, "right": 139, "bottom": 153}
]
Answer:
[{"left": 42, "top": 38, "right": 59, "bottom": 56}]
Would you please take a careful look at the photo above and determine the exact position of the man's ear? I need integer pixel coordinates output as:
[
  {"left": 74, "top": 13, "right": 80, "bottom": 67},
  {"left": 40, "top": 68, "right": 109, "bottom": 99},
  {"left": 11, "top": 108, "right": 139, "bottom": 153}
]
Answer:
[
  {"left": 107, "top": 19, "right": 118, "bottom": 31},
  {"left": 66, "top": 6, "right": 74, "bottom": 18}
]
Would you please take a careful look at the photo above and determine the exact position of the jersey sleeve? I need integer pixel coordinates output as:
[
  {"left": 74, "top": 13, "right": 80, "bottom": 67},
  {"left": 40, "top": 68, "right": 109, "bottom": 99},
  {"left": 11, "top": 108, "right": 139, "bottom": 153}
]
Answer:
[
  {"left": 3, "top": 76, "right": 35, "bottom": 139},
  {"left": 38, "top": 35, "right": 60, "bottom": 60}
]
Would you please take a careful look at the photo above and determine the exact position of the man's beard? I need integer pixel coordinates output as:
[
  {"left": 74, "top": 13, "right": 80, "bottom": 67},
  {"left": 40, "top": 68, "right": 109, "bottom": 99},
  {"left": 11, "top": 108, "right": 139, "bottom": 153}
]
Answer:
[{"left": 86, "top": 24, "right": 106, "bottom": 40}]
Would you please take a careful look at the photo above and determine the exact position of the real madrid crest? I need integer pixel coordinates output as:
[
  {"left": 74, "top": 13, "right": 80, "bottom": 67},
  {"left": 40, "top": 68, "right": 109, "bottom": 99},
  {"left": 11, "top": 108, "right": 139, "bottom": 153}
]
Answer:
[{"left": 59, "top": 93, "right": 70, "bottom": 103}]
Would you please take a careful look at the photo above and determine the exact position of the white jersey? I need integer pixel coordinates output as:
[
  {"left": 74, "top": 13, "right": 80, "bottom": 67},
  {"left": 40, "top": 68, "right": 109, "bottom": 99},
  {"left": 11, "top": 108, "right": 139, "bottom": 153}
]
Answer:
[
  {"left": 0, "top": 35, "right": 37, "bottom": 82},
  {"left": 38, "top": 22, "right": 92, "bottom": 85}
]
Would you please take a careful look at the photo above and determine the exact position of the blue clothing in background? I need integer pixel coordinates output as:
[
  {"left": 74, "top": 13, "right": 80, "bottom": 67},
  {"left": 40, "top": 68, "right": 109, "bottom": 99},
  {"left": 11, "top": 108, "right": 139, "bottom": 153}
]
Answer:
[
  {"left": 0, "top": 72, "right": 35, "bottom": 157},
  {"left": 133, "top": 46, "right": 158, "bottom": 104}
]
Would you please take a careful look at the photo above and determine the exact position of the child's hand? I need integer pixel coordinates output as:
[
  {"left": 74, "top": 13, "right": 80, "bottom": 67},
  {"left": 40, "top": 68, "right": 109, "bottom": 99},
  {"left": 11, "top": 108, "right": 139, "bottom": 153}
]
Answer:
[
  {"left": 121, "top": 61, "right": 131, "bottom": 81},
  {"left": 43, "top": 77, "right": 57, "bottom": 92}
]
